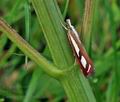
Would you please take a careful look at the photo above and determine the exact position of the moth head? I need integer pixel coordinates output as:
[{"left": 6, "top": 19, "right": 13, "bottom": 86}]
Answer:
[{"left": 66, "top": 19, "right": 73, "bottom": 29}]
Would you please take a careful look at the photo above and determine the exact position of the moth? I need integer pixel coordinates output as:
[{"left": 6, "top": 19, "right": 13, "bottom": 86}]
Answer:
[{"left": 66, "top": 19, "right": 95, "bottom": 77}]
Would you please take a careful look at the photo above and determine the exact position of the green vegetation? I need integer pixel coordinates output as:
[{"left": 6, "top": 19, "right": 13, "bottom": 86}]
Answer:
[{"left": 0, "top": 0, "right": 120, "bottom": 102}]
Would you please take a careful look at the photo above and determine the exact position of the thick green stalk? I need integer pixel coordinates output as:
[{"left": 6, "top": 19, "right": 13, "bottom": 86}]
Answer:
[
  {"left": 32, "top": 0, "right": 74, "bottom": 69},
  {"left": 0, "top": 18, "right": 63, "bottom": 78},
  {"left": 31, "top": 0, "right": 96, "bottom": 102},
  {"left": 61, "top": 66, "right": 96, "bottom": 102}
]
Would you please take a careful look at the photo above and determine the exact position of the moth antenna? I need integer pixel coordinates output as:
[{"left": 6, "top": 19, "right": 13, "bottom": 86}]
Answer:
[{"left": 60, "top": 21, "right": 68, "bottom": 30}]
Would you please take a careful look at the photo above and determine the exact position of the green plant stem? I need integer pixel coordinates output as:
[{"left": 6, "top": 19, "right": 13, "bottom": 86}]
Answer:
[
  {"left": 0, "top": 18, "right": 63, "bottom": 78},
  {"left": 82, "top": 0, "right": 97, "bottom": 52},
  {"left": 32, "top": 0, "right": 74, "bottom": 68},
  {"left": 24, "top": 0, "right": 30, "bottom": 68},
  {"left": 63, "top": 0, "right": 69, "bottom": 19},
  {"left": 61, "top": 67, "right": 96, "bottom": 102},
  {"left": 31, "top": 0, "right": 96, "bottom": 102}
]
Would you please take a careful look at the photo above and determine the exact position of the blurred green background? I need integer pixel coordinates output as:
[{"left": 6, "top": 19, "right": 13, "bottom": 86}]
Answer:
[{"left": 0, "top": 0, "right": 120, "bottom": 102}]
